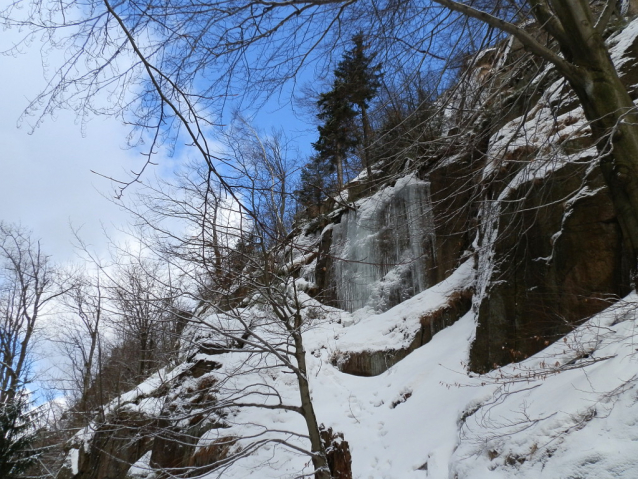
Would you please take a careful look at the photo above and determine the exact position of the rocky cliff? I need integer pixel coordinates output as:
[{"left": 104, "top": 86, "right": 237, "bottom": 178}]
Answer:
[{"left": 56, "top": 17, "right": 638, "bottom": 479}]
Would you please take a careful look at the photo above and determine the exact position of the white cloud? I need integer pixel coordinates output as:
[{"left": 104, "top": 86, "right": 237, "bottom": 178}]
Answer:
[{"left": 0, "top": 29, "right": 175, "bottom": 263}]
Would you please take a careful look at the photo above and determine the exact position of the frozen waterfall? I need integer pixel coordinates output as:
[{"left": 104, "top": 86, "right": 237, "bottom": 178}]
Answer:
[{"left": 330, "top": 175, "right": 436, "bottom": 312}]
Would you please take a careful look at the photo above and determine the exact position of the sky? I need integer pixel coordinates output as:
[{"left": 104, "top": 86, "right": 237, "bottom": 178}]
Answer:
[
  {"left": 0, "top": 28, "right": 163, "bottom": 399},
  {"left": 0, "top": 29, "right": 153, "bottom": 263},
  {"left": 0, "top": 27, "right": 318, "bottom": 266},
  {"left": 0, "top": 11, "right": 317, "bottom": 402}
]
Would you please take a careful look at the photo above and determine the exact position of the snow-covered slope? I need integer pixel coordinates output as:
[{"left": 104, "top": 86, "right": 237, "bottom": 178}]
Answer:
[
  {"left": 61, "top": 15, "right": 638, "bottom": 479},
  {"left": 71, "top": 269, "right": 638, "bottom": 479},
  {"left": 193, "top": 283, "right": 638, "bottom": 479}
]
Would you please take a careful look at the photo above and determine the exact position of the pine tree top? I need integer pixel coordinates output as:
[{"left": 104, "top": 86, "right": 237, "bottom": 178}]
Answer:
[{"left": 333, "top": 33, "right": 382, "bottom": 110}]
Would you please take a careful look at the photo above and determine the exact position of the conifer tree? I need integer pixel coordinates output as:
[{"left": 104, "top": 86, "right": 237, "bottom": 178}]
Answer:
[
  {"left": 294, "top": 154, "right": 334, "bottom": 212},
  {"left": 0, "top": 396, "right": 37, "bottom": 478},
  {"left": 334, "top": 33, "right": 381, "bottom": 179},
  {"left": 313, "top": 82, "right": 357, "bottom": 190},
  {"left": 312, "top": 33, "right": 381, "bottom": 190}
]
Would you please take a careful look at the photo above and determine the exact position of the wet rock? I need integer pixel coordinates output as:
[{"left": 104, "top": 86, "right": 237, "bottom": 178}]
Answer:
[{"left": 470, "top": 163, "right": 632, "bottom": 373}]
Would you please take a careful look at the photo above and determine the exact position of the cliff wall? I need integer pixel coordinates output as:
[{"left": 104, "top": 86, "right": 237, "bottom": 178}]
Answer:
[{"left": 56, "top": 17, "right": 638, "bottom": 479}]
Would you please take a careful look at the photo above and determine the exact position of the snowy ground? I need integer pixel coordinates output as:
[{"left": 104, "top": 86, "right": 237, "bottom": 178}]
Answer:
[
  {"left": 125, "top": 267, "right": 638, "bottom": 479},
  {"left": 316, "top": 290, "right": 638, "bottom": 479}
]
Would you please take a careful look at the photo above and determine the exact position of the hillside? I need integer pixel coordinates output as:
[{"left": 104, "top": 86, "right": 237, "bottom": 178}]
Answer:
[{"left": 56, "top": 16, "right": 638, "bottom": 479}]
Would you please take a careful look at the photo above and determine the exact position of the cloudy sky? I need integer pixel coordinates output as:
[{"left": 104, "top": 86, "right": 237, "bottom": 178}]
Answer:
[
  {"left": 0, "top": 26, "right": 315, "bottom": 266},
  {"left": 0, "top": 7, "right": 315, "bottom": 401},
  {"left": 0, "top": 28, "right": 184, "bottom": 263}
]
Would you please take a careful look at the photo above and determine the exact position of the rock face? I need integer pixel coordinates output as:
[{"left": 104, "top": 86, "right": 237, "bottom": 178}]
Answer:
[
  {"left": 60, "top": 411, "right": 154, "bottom": 479},
  {"left": 308, "top": 30, "right": 636, "bottom": 373},
  {"left": 427, "top": 156, "right": 477, "bottom": 285},
  {"left": 470, "top": 162, "right": 632, "bottom": 372},
  {"left": 320, "top": 426, "right": 353, "bottom": 479},
  {"left": 309, "top": 134, "right": 631, "bottom": 374},
  {"left": 332, "top": 287, "right": 473, "bottom": 376},
  {"left": 58, "top": 356, "right": 227, "bottom": 479},
  {"left": 57, "top": 19, "right": 638, "bottom": 479}
]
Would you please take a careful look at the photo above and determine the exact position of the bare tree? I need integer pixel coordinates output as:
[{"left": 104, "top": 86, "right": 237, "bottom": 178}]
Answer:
[
  {"left": 0, "top": 222, "right": 61, "bottom": 403},
  {"left": 106, "top": 255, "right": 184, "bottom": 381},
  {"left": 6, "top": 0, "right": 638, "bottom": 476},
  {"left": 0, "top": 223, "right": 62, "bottom": 479},
  {"left": 423, "top": 0, "right": 638, "bottom": 273},
  {"left": 51, "top": 267, "right": 106, "bottom": 419},
  {"left": 6, "top": 1, "right": 638, "bottom": 271},
  {"left": 168, "top": 262, "right": 335, "bottom": 479},
  {"left": 103, "top": 153, "right": 337, "bottom": 478},
  {"left": 223, "top": 117, "right": 299, "bottom": 245}
]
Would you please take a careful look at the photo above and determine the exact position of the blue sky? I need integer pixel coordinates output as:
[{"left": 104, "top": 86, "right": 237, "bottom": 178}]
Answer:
[{"left": 0, "top": 26, "right": 320, "bottom": 264}]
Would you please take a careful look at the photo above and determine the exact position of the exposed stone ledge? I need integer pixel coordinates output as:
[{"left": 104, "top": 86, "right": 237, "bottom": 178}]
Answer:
[{"left": 332, "top": 288, "right": 473, "bottom": 376}]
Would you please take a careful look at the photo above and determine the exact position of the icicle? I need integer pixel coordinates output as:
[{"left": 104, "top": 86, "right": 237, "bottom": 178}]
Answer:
[{"left": 330, "top": 175, "right": 436, "bottom": 313}]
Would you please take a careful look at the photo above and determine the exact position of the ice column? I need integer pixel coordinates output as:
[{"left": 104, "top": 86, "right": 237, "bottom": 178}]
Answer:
[{"left": 330, "top": 175, "right": 436, "bottom": 312}]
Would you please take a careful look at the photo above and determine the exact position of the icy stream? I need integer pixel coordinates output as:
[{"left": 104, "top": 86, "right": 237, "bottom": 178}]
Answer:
[{"left": 330, "top": 175, "right": 436, "bottom": 312}]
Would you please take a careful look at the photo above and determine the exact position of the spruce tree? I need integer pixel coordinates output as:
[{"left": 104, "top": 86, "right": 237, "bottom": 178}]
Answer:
[
  {"left": 313, "top": 82, "right": 358, "bottom": 190},
  {"left": 0, "top": 396, "right": 37, "bottom": 478},
  {"left": 334, "top": 32, "right": 381, "bottom": 179},
  {"left": 295, "top": 154, "right": 334, "bottom": 212},
  {"left": 312, "top": 33, "right": 381, "bottom": 190}
]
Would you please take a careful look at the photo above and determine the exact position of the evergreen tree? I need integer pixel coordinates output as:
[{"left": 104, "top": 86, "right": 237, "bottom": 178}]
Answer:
[
  {"left": 294, "top": 154, "right": 334, "bottom": 212},
  {"left": 333, "top": 32, "right": 381, "bottom": 179},
  {"left": 313, "top": 83, "right": 358, "bottom": 190},
  {"left": 312, "top": 33, "right": 381, "bottom": 190},
  {"left": 0, "top": 396, "right": 37, "bottom": 478}
]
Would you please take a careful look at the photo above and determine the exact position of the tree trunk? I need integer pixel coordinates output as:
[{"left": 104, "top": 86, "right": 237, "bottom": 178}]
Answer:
[
  {"left": 539, "top": 0, "right": 638, "bottom": 270},
  {"left": 432, "top": 1, "right": 638, "bottom": 273},
  {"left": 81, "top": 331, "right": 98, "bottom": 413},
  {"left": 360, "top": 105, "right": 374, "bottom": 181},
  {"left": 291, "top": 318, "right": 331, "bottom": 479},
  {"left": 335, "top": 151, "right": 344, "bottom": 190},
  {"left": 139, "top": 332, "right": 148, "bottom": 377},
  {"left": 569, "top": 65, "right": 638, "bottom": 264}
]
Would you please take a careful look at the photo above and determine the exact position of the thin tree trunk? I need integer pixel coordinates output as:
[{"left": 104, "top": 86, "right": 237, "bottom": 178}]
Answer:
[
  {"left": 81, "top": 329, "right": 98, "bottom": 413},
  {"left": 360, "top": 105, "right": 374, "bottom": 181},
  {"left": 140, "top": 332, "right": 148, "bottom": 377},
  {"left": 210, "top": 198, "right": 223, "bottom": 279},
  {"left": 335, "top": 152, "right": 344, "bottom": 190},
  {"left": 292, "top": 314, "right": 331, "bottom": 479}
]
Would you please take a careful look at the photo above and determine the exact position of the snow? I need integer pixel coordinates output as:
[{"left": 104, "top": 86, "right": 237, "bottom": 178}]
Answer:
[
  {"left": 63, "top": 15, "right": 638, "bottom": 479},
  {"left": 64, "top": 259, "right": 638, "bottom": 479},
  {"left": 210, "top": 288, "right": 638, "bottom": 479},
  {"left": 64, "top": 363, "right": 190, "bottom": 451},
  {"left": 310, "top": 312, "right": 478, "bottom": 479},
  {"left": 104, "top": 263, "right": 636, "bottom": 479},
  {"left": 474, "top": 199, "right": 500, "bottom": 307},
  {"left": 483, "top": 78, "right": 594, "bottom": 197},
  {"left": 452, "top": 294, "right": 638, "bottom": 479},
  {"left": 350, "top": 168, "right": 383, "bottom": 183},
  {"left": 69, "top": 448, "right": 79, "bottom": 475},
  {"left": 127, "top": 451, "right": 153, "bottom": 478},
  {"left": 328, "top": 259, "right": 474, "bottom": 354},
  {"left": 610, "top": 17, "right": 638, "bottom": 67}
]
